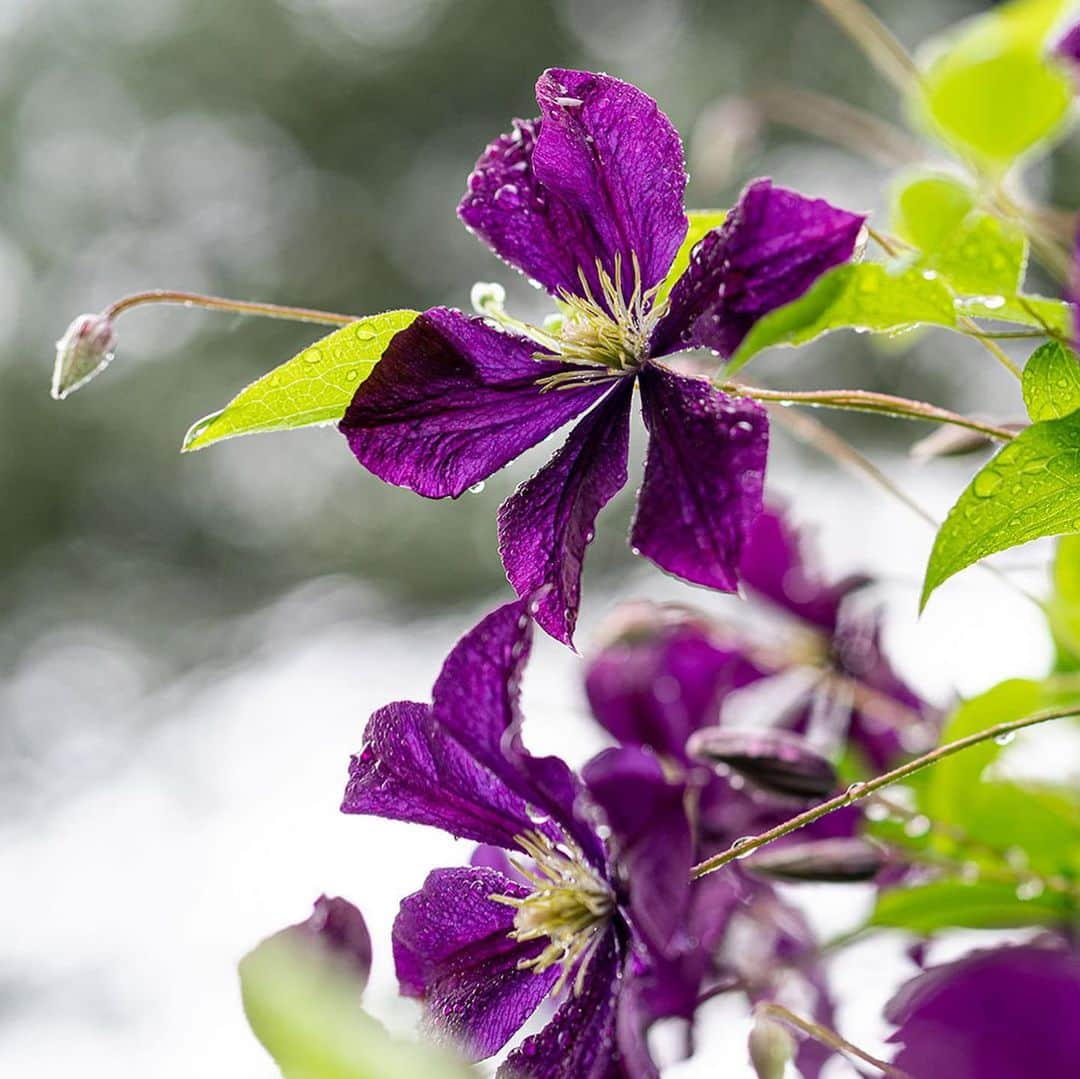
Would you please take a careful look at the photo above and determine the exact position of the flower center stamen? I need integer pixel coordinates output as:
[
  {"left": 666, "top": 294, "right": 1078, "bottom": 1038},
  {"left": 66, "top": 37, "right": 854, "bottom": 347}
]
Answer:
[{"left": 491, "top": 829, "right": 614, "bottom": 997}]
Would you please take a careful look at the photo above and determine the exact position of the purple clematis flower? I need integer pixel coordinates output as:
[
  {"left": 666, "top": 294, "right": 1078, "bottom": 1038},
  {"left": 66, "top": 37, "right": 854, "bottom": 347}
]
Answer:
[
  {"left": 885, "top": 941, "right": 1080, "bottom": 1077},
  {"left": 341, "top": 599, "right": 707, "bottom": 1077},
  {"left": 339, "top": 70, "right": 865, "bottom": 645}
]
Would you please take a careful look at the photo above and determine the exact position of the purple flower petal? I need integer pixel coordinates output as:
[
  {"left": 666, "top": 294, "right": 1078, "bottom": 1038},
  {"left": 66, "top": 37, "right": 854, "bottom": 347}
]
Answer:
[
  {"left": 631, "top": 363, "right": 768, "bottom": 591},
  {"left": 651, "top": 179, "right": 865, "bottom": 358},
  {"left": 583, "top": 747, "right": 692, "bottom": 955},
  {"left": 459, "top": 69, "right": 687, "bottom": 308},
  {"left": 270, "top": 895, "right": 373, "bottom": 992},
  {"left": 585, "top": 605, "right": 767, "bottom": 760},
  {"left": 499, "top": 380, "right": 633, "bottom": 646},
  {"left": 432, "top": 600, "right": 605, "bottom": 866},
  {"left": 532, "top": 70, "right": 688, "bottom": 303},
  {"left": 341, "top": 700, "right": 548, "bottom": 849},
  {"left": 339, "top": 307, "right": 611, "bottom": 497},
  {"left": 499, "top": 930, "right": 626, "bottom": 1079},
  {"left": 885, "top": 943, "right": 1080, "bottom": 1078},
  {"left": 739, "top": 508, "right": 868, "bottom": 632},
  {"left": 1056, "top": 23, "right": 1080, "bottom": 67},
  {"left": 393, "top": 866, "right": 558, "bottom": 1060}
]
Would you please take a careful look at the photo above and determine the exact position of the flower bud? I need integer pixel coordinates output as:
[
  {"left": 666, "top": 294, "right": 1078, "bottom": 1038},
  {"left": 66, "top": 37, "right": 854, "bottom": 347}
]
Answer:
[
  {"left": 744, "top": 837, "right": 888, "bottom": 883},
  {"left": 748, "top": 1013, "right": 796, "bottom": 1079},
  {"left": 910, "top": 422, "right": 1023, "bottom": 461},
  {"left": 687, "top": 727, "right": 837, "bottom": 800},
  {"left": 52, "top": 312, "right": 117, "bottom": 400}
]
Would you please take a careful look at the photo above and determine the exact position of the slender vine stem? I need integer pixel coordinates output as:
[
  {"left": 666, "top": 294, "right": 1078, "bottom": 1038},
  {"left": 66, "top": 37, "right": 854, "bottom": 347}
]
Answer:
[
  {"left": 104, "top": 289, "right": 359, "bottom": 328},
  {"left": 758, "top": 1003, "right": 913, "bottom": 1079},
  {"left": 691, "top": 704, "right": 1079, "bottom": 879},
  {"left": 723, "top": 383, "right": 1017, "bottom": 442},
  {"left": 812, "top": 0, "right": 920, "bottom": 96}
]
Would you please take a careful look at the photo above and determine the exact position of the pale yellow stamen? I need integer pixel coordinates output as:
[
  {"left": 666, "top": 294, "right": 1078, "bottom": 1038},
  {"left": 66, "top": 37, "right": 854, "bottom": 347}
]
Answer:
[{"left": 490, "top": 829, "right": 614, "bottom": 997}]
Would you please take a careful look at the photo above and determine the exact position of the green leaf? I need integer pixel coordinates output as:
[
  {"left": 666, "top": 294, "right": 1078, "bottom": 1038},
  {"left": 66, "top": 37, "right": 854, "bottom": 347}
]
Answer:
[
  {"left": 959, "top": 293, "right": 1071, "bottom": 335},
  {"left": 913, "top": 0, "right": 1073, "bottom": 172},
  {"left": 182, "top": 309, "right": 418, "bottom": 451},
  {"left": 726, "top": 261, "right": 957, "bottom": 374},
  {"left": 1022, "top": 341, "right": 1080, "bottom": 421},
  {"left": 871, "top": 877, "right": 1070, "bottom": 932},
  {"left": 240, "top": 931, "right": 474, "bottom": 1079},
  {"left": 922, "top": 413, "right": 1080, "bottom": 607},
  {"left": 892, "top": 173, "right": 1027, "bottom": 297},
  {"left": 1048, "top": 535, "right": 1080, "bottom": 667},
  {"left": 655, "top": 209, "right": 727, "bottom": 307}
]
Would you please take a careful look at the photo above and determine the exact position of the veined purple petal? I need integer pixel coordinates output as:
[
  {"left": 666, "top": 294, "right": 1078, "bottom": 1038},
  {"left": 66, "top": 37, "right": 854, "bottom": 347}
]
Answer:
[
  {"left": 651, "top": 178, "right": 865, "bottom": 358},
  {"left": 631, "top": 364, "right": 768, "bottom": 591},
  {"left": 393, "top": 867, "right": 558, "bottom": 1060},
  {"left": 269, "top": 896, "right": 373, "bottom": 992},
  {"left": 532, "top": 70, "right": 688, "bottom": 305},
  {"left": 339, "top": 307, "right": 611, "bottom": 498},
  {"left": 499, "top": 380, "right": 633, "bottom": 646},
  {"left": 583, "top": 747, "right": 692, "bottom": 955},
  {"left": 431, "top": 600, "right": 605, "bottom": 866},
  {"left": 739, "top": 508, "right": 869, "bottom": 632},
  {"left": 885, "top": 943, "right": 1080, "bottom": 1078},
  {"left": 341, "top": 701, "right": 550, "bottom": 849},
  {"left": 585, "top": 604, "right": 766, "bottom": 760},
  {"left": 499, "top": 930, "right": 625, "bottom": 1079}
]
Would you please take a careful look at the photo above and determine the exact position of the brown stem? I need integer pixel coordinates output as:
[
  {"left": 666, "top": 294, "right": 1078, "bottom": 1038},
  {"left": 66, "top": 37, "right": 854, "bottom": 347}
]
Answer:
[
  {"left": 758, "top": 1003, "right": 912, "bottom": 1079},
  {"left": 104, "top": 289, "right": 359, "bottom": 328},
  {"left": 691, "top": 704, "right": 1079, "bottom": 878},
  {"left": 724, "top": 383, "right": 1017, "bottom": 443}
]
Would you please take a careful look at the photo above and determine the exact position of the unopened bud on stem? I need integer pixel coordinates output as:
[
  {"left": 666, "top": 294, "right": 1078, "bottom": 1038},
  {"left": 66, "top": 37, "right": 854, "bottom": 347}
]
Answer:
[
  {"left": 748, "top": 1012, "right": 796, "bottom": 1079},
  {"left": 51, "top": 312, "right": 117, "bottom": 400}
]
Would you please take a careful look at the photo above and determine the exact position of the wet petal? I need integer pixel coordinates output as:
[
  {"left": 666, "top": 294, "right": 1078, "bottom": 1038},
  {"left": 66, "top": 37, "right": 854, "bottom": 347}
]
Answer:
[
  {"left": 532, "top": 70, "right": 688, "bottom": 303},
  {"left": 583, "top": 747, "right": 692, "bottom": 954},
  {"left": 342, "top": 700, "right": 545, "bottom": 849},
  {"left": 499, "top": 380, "right": 633, "bottom": 646},
  {"left": 739, "top": 508, "right": 869, "bottom": 632},
  {"left": 652, "top": 178, "right": 864, "bottom": 358},
  {"left": 631, "top": 364, "right": 768, "bottom": 591},
  {"left": 432, "top": 600, "right": 605, "bottom": 866},
  {"left": 394, "top": 867, "right": 558, "bottom": 1060},
  {"left": 499, "top": 931, "right": 625, "bottom": 1079},
  {"left": 339, "top": 307, "right": 611, "bottom": 497},
  {"left": 885, "top": 943, "right": 1080, "bottom": 1078},
  {"left": 459, "top": 68, "right": 687, "bottom": 308}
]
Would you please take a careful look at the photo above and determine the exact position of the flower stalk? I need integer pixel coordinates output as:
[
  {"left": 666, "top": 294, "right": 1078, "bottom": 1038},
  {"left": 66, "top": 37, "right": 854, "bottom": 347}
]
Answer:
[
  {"left": 691, "top": 703, "right": 1080, "bottom": 879},
  {"left": 104, "top": 289, "right": 359, "bottom": 328}
]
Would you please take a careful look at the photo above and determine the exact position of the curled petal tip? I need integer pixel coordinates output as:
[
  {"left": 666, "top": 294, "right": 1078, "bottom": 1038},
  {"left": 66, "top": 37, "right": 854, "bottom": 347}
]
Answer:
[
  {"left": 686, "top": 726, "right": 837, "bottom": 800},
  {"left": 52, "top": 312, "right": 116, "bottom": 400}
]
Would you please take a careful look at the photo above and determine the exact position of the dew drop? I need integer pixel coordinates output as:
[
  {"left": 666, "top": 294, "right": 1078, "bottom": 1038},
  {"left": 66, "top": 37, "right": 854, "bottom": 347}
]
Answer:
[
  {"left": 303, "top": 347, "right": 323, "bottom": 365},
  {"left": 730, "top": 836, "right": 755, "bottom": 860},
  {"left": 845, "top": 781, "right": 868, "bottom": 802},
  {"left": 354, "top": 325, "right": 377, "bottom": 342},
  {"left": 994, "top": 730, "right": 1016, "bottom": 746},
  {"left": 972, "top": 469, "right": 1002, "bottom": 498},
  {"left": 468, "top": 480, "right": 486, "bottom": 494}
]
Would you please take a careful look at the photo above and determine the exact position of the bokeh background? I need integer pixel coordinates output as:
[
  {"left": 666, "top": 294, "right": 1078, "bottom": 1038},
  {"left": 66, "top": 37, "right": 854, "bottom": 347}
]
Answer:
[{"left": 3, "top": 0, "right": 1077, "bottom": 1075}]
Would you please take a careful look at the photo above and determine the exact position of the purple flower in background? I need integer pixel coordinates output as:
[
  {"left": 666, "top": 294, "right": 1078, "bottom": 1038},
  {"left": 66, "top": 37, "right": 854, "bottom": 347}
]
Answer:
[
  {"left": 341, "top": 599, "right": 706, "bottom": 1077},
  {"left": 885, "top": 942, "right": 1080, "bottom": 1077},
  {"left": 340, "top": 69, "right": 865, "bottom": 645}
]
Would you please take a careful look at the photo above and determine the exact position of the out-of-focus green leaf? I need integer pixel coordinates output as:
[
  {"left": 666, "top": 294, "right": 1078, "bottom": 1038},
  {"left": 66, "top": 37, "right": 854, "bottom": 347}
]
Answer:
[
  {"left": 913, "top": 0, "right": 1073, "bottom": 173},
  {"left": 1048, "top": 535, "right": 1080, "bottom": 668},
  {"left": 726, "top": 262, "right": 957, "bottom": 373},
  {"left": 655, "top": 209, "right": 727, "bottom": 307},
  {"left": 892, "top": 173, "right": 1027, "bottom": 297},
  {"left": 871, "top": 878, "right": 1071, "bottom": 932},
  {"left": 922, "top": 415, "right": 1080, "bottom": 607},
  {"left": 182, "top": 309, "right": 418, "bottom": 451},
  {"left": 1022, "top": 341, "right": 1080, "bottom": 421},
  {"left": 240, "top": 931, "right": 474, "bottom": 1079}
]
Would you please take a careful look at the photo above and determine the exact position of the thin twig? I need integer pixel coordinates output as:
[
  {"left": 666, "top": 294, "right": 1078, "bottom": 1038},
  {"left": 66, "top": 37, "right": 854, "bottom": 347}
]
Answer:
[
  {"left": 812, "top": 0, "right": 921, "bottom": 95},
  {"left": 104, "top": 289, "right": 359, "bottom": 328},
  {"left": 691, "top": 703, "right": 1080, "bottom": 878},
  {"left": 758, "top": 1003, "right": 913, "bottom": 1079},
  {"left": 725, "top": 383, "right": 1017, "bottom": 442}
]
